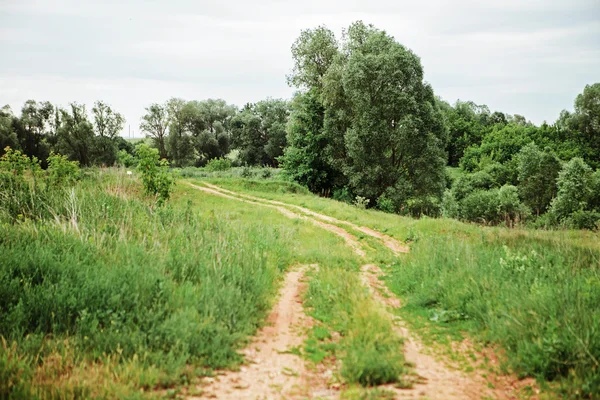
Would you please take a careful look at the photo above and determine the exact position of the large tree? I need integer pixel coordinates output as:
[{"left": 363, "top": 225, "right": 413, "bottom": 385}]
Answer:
[
  {"left": 325, "top": 22, "right": 448, "bottom": 208},
  {"left": 166, "top": 98, "right": 195, "bottom": 167}
]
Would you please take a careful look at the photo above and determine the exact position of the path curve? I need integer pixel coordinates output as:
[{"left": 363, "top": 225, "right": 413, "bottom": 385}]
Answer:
[
  {"left": 201, "top": 182, "right": 409, "bottom": 255},
  {"left": 189, "top": 183, "right": 365, "bottom": 257}
]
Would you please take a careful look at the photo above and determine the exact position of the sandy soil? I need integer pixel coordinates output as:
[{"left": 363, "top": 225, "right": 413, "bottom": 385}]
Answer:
[{"left": 191, "top": 267, "right": 335, "bottom": 399}]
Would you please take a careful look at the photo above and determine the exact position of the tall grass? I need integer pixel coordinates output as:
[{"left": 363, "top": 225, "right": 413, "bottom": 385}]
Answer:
[
  {"left": 0, "top": 170, "right": 293, "bottom": 397},
  {"left": 387, "top": 231, "right": 600, "bottom": 396}
]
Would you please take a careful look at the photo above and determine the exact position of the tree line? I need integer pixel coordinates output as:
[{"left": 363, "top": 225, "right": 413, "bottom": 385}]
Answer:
[{"left": 1, "top": 20, "right": 599, "bottom": 228}]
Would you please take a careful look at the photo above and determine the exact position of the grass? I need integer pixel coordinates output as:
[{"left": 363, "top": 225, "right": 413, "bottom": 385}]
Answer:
[
  {"left": 201, "top": 176, "right": 600, "bottom": 398},
  {"left": 0, "top": 169, "right": 408, "bottom": 398}
]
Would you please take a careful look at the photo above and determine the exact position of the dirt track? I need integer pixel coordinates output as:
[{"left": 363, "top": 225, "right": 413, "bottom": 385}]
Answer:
[{"left": 189, "top": 181, "right": 534, "bottom": 399}]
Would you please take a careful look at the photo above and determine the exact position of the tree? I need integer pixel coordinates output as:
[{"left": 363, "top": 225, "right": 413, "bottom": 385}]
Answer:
[
  {"left": 550, "top": 158, "right": 594, "bottom": 220},
  {"left": 571, "top": 83, "right": 600, "bottom": 168},
  {"left": 231, "top": 99, "right": 289, "bottom": 166},
  {"left": 517, "top": 143, "right": 562, "bottom": 215},
  {"left": 287, "top": 26, "right": 339, "bottom": 90},
  {"left": 181, "top": 99, "right": 236, "bottom": 165},
  {"left": 166, "top": 98, "right": 195, "bottom": 167},
  {"left": 0, "top": 106, "right": 19, "bottom": 153},
  {"left": 92, "top": 101, "right": 125, "bottom": 165},
  {"left": 322, "top": 22, "right": 448, "bottom": 207},
  {"left": 16, "top": 100, "right": 54, "bottom": 162},
  {"left": 140, "top": 103, "right": 169, "bottom": 159},
  {"left": 56, "top": 103, "right": 95, "bottom": 166},
  {"left": 280, "top": 89, "right": 345, "bottom": 193}
]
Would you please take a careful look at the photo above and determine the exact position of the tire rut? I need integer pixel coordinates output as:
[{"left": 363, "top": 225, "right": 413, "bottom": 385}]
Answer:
[{"left": 191, "top": 266, "right": 334, "bottom": 399}]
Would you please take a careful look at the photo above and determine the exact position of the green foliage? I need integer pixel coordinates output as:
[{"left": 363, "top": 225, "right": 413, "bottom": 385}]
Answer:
[
  {"left": 231, "top": 99, "right": 289, "bottom": 167},
  {"left": 46, "top": 152, "right": 80, "bottom": 186},
  {"left": 116, "top": 149, "right": 137, "bottom": 168},
  {"left": 0, "top": 147, "right": 44, "bottom": 222},
  {"left": 550, "top": 158, "right": 594, "bottom": 221},
  {"left": 353, "top": 195, "right": 370, "bottom": 210},
  {"left": 441, "top": 190, "right": 459, "bottom": 218},
  {"left": 136, "top": 144, "right": 174, "bottom": 206},
  {"left": 517, "top": 143, "right": 561, "bottom": 215},
  {"left": 376, "top": 195, "right": 395, "bottom": 213},
  {"left": 459, "top": 185, "right": 529, "bottom": 225},
  {"left": 205, "top": 158, "right": 232, "bottom": 172}
]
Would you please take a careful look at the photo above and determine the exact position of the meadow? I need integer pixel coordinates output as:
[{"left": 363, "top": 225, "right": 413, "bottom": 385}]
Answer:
[{"left": 1, "top": 155, "right": 600, "bottom": 398}]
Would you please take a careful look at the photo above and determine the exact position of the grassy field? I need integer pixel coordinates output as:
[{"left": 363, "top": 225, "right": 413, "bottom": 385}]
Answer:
[
  {"left": 202, "top": 177, "right": 600, "bottom": 398},
  {"left": 2, "top": 166, "right": 599, "bottom": 398},
  {"left": 0, "top": 169, "right": 406, "bottom": 398}
]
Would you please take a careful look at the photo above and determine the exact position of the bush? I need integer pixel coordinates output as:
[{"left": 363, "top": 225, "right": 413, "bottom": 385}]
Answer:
[
  {"left": 332, "top": 187, "right": 353, "bottom": 204},
  {"left": 46, "top": 152, "right": 80, "bottom": 187},
  {"left": 353, "top": 195, "right": 370, "bottom": 210},
  {"left": 260, "top": 167, "right": 273, "bottom": 179},
  {"left": 136, "top": 144, "right": 174, "bottom": 206},
  {"left": 460, "top": 189, "right": 500, "bottom": 224},
  {"left": 240, "top": 166, "right": 254, "bottom": 178},
  {"left": 205, "top": 158, "right": 232, "bottom": 172},
  {"left": 441, "top": 189, "right": 459, "bottom": 218},
  {"left": 567, "top": 211, "right": 600, "bottom": 230},
  {"left": 116, "top": 149, "right": 137, "bottom": 168},
  {"left": 376, "top": 195, "right": 395, "bottom": 213}
]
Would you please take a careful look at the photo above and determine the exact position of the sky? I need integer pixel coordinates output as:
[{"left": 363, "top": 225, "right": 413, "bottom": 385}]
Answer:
[{"left": 0, "top": 0, "right": 599, "bottom": 137}]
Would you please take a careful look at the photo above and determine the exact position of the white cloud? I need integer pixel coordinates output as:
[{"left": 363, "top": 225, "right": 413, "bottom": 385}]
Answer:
[{"left": 0, "top": 0, "right": 598, "bottom": 134}]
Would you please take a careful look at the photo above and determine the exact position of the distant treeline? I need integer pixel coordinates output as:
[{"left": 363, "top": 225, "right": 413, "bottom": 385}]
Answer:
[{"left": 2, "top": 21, "right": 599, "bottom": 228}]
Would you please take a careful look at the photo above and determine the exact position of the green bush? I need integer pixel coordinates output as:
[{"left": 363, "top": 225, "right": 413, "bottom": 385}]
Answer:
[
  {"left": 376, "top": 195, "right": 395, "bottom": 213},
  {"left": 567, "top": 210, "right": 600, "bottom": 230},
  {"left": 136, "top": 144, "right": 174, "bottom": 206},
  {"left": 116, "top": 149, "right": 137, "bottom": 168},
  {"left": 205, "top": 158, "right": 232, "bottom": 172},
  {"left": 550, "top": 158, "right": 593, "bottom": 220},
  {"left": 441, "top": 189, "right": 459, "bottom": 218},
  {"left": 47, "top": 152, "right": 80, "bottom": 186}
]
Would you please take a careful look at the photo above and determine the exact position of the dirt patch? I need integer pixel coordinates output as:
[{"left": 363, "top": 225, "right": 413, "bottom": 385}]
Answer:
[
  {"left": 191, "top": 267, "right": 335, "bottom": 399},
  {"left": 201, "top": 182, "right": 408, "bottom": 255},
  {"left": 189, "top": 183, "right": 365, "bottom": 257},
  {"left": 361, "top": 264, "right": 535, "bottom": 400}
]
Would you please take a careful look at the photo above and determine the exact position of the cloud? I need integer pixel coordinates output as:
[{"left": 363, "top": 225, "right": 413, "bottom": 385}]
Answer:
[{"left": 0, "top": 0, "right": 598, "bottom": 134}]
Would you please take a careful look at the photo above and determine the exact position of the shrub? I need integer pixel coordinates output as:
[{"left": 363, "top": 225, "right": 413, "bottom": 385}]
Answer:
[
  {"left": 46, "top": 152, "right": 80, "bottom": 187},
  {"left": 353, "top": 195, "right": 370, "bottom": 210},
  {"left": 260, "top": 167, "right": 272, "bottom": 179},
  {"left": 567, "top": 210, "right": 600, "bottom": 230},
  {"left": 205, "top": 158, "right": 232, "bottom": 172},
  {"left": 460, "top": 189, "right": 500, "bottom": 224},
  {"left": 116, "top": 149, "right": 137, "bottom": 168},
  {"left": 240, "top": 166, "right": 254, "bottom": 178},
  {"left": 376, "top": 195, "right": 395, "bottom": 213},
  {"left": 332, "top": 187, "right": 353, "bottom": 204},
  {"left": 136, "top": 144, "right": 174, "bottom": 206},
  {"left": 0, "top": 147, "right": 44, "bottom": 222},
  {"left": 441, "top": 189, "right": 459, "bottom": 218}
]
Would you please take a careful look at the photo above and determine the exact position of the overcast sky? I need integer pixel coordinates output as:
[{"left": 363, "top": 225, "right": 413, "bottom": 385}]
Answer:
[{"left": 1, "top": 0, "right": 599, "bottom": 136}]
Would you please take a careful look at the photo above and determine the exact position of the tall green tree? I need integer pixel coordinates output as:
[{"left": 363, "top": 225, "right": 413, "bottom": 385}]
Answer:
[
  {"left": 16, "top": 100, "right": 54, "bottom": 162},
  {"left": 322, "top": 22, "right": 448, "bottom": 208},
  {"left": 56, "top": 103, "right": 95, "bottom": 166},
  {"left": 140, "top": 103, "right": 169, "bottom": 159},
  {"left": 0, "top": 106, "right": 19, "bottom": 153},
  {"left": 571, "top": 83, "right": 600, "bottom": 168},
  {"left": 92, "top": 101, "right": 125, "bottom": 165},
  {"left": 166, "top": 98, "right": 195, "bottom": 167},
  {"left": 516, "top": 143, "right": 562, "bottom": 215},
  {"left": 181, "top": 99, "right": 236, "bottom": 165}
]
